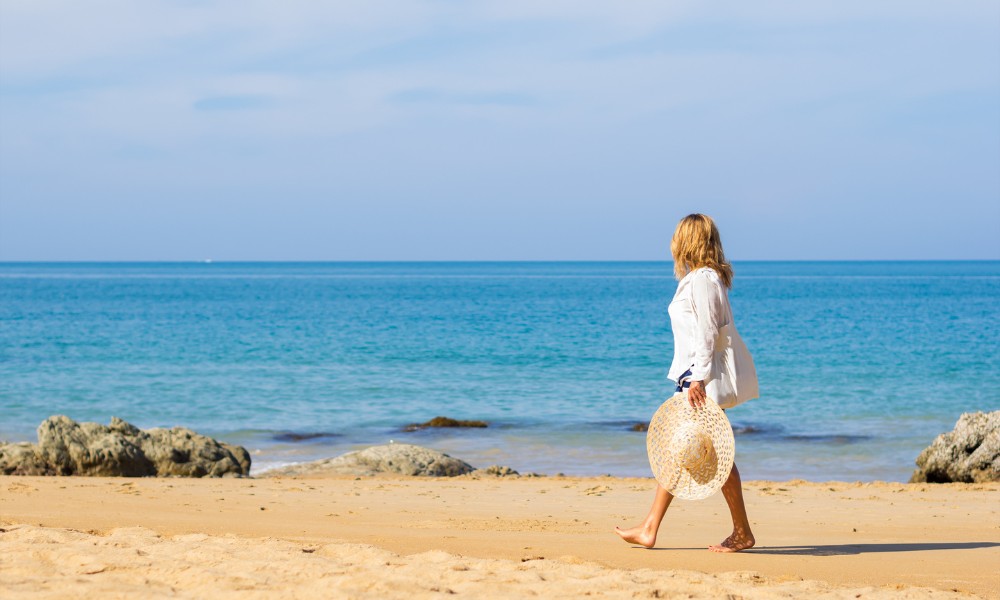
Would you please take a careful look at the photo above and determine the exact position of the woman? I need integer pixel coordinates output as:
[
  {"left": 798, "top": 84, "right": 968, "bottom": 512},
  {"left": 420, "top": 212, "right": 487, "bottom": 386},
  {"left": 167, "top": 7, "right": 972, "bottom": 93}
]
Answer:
[{"left": 616, "top": 213, "right": 755, "bottom": 553}]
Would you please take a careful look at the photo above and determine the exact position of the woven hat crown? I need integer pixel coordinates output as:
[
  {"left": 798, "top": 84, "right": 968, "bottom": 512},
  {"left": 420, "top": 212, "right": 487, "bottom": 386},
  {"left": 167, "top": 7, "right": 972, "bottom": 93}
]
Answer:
[
  {"left": 672, "top": 422, "right": 708, "bottom": 465},
  {"left": 647, "top": 393, "right": 735, "bottom": 500}
]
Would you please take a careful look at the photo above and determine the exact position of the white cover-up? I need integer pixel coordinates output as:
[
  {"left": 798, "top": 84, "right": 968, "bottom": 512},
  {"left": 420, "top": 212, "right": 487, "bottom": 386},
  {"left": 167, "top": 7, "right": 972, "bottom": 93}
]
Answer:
[{"left": 667, "top": 267, "right": 730, "bottom": 384}]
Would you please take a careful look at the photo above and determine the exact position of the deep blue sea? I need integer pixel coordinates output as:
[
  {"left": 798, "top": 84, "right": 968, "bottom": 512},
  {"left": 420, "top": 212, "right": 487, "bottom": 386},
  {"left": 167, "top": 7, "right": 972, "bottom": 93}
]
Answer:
[{"left": 1, "top": 261, "right": 997, "bottom": 482}]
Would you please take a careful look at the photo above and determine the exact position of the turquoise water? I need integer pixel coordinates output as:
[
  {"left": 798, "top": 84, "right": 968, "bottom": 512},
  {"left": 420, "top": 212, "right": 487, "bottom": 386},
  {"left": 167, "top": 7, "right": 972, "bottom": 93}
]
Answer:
[{"left": 1, "top": 261, "right": 997, "bottom": 481}]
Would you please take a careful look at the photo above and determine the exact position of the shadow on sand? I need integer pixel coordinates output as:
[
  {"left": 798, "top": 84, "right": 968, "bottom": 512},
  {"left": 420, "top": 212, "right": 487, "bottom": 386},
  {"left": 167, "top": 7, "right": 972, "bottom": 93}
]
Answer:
[{"left": 648, "top": 542, "right": 1000, "bottom": 556}]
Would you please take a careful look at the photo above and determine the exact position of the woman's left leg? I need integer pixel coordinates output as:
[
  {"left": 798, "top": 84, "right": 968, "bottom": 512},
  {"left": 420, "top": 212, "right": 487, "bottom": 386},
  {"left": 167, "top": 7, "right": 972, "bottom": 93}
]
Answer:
[
  {"left": 708, "top": 462, "right": 756, "bottom": 552},
  {"left": 615, "top": 483, "right": 674, "bottom": 548}
]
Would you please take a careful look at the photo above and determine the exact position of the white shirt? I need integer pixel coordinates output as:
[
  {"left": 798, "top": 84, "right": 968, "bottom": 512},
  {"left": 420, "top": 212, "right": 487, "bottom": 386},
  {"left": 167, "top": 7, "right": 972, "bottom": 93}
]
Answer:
[{"left": 667, "top": 267, "right": 732, "bottom": 384}]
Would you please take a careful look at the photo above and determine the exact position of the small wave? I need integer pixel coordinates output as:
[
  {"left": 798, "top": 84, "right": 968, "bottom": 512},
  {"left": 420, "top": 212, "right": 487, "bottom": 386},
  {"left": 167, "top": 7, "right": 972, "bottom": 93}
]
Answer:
[
  {"left": 594, "top": 420, "right": 649, "bottom": 431},
  {"left": 730, "top": 423, "right": 867, "bottom": 444},
  {"left": 250, "top": 460, "right": 302, "bottom": 476},
  {"left": 731, "top": 422, "right": 785, "bottom": 436},
  {"left": 271, "top": 431, "right": 340, "bottom": 443},
  {"left": 784, "top": 433, "right": 870, "bottom": 445},
  {"left": 602, "top": 420, "right": 777, "bottom": 434}
]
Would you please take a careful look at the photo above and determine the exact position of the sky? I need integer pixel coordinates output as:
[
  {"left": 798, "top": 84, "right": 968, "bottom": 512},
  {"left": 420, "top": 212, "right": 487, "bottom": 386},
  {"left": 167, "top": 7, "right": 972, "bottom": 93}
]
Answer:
[{"left": 1, "top": 1, "right": 998, "bottom": 261}]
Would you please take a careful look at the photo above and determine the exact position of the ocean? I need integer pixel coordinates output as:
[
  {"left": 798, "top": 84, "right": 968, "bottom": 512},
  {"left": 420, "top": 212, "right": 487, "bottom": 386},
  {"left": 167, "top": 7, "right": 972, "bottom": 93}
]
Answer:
[{"left": 1, "top": 261, "right": 997, "bottom": 482}]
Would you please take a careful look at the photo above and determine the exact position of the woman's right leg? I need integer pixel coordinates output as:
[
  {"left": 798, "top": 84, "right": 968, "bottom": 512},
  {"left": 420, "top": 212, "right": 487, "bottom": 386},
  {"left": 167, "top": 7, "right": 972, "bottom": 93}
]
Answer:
[
  {"left": 708, "top": 463, "right": 755, "bottom": 552},
  {"left": 614, "top": 483, "right": 674, "bottom": 548}
]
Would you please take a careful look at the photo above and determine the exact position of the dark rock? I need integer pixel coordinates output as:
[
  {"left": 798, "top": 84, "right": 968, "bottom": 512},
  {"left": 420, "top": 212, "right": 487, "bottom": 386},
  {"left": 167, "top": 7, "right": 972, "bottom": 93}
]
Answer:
[
  {"left": 402, "top": 416, "right": 489, "bottom": 432},
  {"left": 910, "top": 411, "right": 999, "bottom": 483},
  {"left": 629, "top": 422, "right": 649, "bottom": 432}
]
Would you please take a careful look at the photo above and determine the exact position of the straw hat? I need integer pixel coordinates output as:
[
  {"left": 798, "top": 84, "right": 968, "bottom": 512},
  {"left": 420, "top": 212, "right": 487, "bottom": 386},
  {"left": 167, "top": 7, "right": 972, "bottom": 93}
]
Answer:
[{"left": 646, "top": 393, "right": 735, "bottom": 500}]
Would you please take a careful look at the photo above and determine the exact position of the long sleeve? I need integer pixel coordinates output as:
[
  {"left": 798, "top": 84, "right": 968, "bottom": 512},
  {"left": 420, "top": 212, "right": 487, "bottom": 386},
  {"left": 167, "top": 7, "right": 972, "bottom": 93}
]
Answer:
[{"left": 687, "top": 269, "right": 727, "bottom": 381}]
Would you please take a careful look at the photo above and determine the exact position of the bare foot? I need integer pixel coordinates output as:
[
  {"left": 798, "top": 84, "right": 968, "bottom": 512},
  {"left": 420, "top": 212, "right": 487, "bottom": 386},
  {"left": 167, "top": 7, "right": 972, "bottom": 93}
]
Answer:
[
  {"left": 615, "top": 525, "right": 656, "bottom": 548},
  {"left": 709, "top": 531, "right": 755, "bottom": 553}
]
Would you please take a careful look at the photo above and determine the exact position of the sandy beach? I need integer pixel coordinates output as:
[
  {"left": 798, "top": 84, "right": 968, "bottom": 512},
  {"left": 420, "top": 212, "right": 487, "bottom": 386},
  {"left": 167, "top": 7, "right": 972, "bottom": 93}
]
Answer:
[{"left": 2, "top": 475, "right": 997, "bottom": 599}]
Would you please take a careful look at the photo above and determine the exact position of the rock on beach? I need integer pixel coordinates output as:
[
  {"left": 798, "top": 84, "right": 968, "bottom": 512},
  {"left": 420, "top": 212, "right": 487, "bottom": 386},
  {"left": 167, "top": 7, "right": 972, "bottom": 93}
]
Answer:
[
  {"left": 262, "top": 443, "right": 477, "bottom": 477},
  {"left": 1, "top": 416, "right": 250, "bottom": 478},
  {"left": 0, "top": 442, "right": 55, "bottom": 476},
  {"left": 910, "top": 411, "right": 999, "bottom": 483}
]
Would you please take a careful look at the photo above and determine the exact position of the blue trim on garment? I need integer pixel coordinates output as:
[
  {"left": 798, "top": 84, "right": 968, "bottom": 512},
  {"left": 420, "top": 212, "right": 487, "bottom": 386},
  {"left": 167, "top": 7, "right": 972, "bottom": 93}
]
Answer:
[{"left": 675, "top": 368, "right": 693, "bottom": 393}]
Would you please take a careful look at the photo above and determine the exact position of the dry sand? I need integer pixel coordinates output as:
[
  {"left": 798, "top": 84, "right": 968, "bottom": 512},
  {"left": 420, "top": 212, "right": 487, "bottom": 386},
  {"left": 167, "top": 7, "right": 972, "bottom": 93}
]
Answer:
[{"left": 1, "top": 476, "right": 998, "bottom": 599}]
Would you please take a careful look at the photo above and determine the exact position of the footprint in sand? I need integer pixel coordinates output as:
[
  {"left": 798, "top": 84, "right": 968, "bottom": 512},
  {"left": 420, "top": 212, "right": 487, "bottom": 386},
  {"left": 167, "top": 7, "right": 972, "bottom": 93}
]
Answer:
[
  {"left": 116, "top": 483, "right": 142, "bottom": 496},
  {"left": 7, "top": 482, "right": 38, "bottom": 494}
]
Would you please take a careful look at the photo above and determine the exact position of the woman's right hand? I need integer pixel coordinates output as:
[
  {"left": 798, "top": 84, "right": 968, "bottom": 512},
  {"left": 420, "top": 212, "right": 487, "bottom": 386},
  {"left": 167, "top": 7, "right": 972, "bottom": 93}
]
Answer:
[{"left": 687, "top": 380, "right": 707, "bottom": 409}]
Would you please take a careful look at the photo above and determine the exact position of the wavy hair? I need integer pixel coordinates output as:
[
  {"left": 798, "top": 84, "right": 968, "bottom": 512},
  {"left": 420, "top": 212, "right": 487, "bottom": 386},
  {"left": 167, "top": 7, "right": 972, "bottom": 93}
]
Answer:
[{"left": 670, "top": 213, "right": 734, "bottom": 288}]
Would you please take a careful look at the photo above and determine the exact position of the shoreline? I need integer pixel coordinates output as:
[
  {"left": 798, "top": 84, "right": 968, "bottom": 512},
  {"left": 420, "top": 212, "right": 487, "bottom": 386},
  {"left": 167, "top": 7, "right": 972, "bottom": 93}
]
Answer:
[
  {"left": 6, "top": 411, "right": 973, "bottom": 484},
  {"left": 2, "top": 475, "right": 997, "bottom": 598},
  {"left": 4, "top": 420, "right": 938, "bottom": 483}
]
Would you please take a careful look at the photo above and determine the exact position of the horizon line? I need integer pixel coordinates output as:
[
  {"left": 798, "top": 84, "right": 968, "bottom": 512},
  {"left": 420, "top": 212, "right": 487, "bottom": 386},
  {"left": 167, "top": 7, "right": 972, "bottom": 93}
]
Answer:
[{"left": 1, "top": 259, "right": 998, "bottom": 264}]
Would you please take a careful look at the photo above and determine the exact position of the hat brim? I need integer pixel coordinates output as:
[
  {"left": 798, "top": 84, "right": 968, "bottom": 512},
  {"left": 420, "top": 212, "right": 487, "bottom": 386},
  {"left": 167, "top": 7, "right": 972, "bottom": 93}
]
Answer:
[{"left": 646, "top": 393, "right": 735, "bottom": 500}]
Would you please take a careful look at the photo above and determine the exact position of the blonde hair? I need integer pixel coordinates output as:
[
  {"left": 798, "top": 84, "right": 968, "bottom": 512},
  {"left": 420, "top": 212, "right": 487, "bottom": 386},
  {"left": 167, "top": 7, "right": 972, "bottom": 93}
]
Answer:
[{"left": 670, "top": 213, "right": 734, "bottom": 288}]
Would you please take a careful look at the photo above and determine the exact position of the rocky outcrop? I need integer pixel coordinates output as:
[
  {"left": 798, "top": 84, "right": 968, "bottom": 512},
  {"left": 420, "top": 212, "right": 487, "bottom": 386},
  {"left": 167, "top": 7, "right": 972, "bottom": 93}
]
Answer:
[
  {"left": 140, "top": 425, "right": 251, "bottom": 477},
  {"left": 261, "top": 443, "right": 475, "bottom": 477},
  {"left": 910, "top": 411, "right": 999, "bottom": 483},
  {"left": 1, "top": 416, "right": 250, "bottom": 478},
  {"left": 37, "top": 416, "right": 155, "bottom": 476},
  {"left": 0, "top": 442, "right": 56, "bottom": 476}
]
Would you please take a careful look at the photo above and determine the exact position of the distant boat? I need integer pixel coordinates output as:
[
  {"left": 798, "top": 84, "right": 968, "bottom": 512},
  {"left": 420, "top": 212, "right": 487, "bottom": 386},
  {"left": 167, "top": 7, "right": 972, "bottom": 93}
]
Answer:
[{"left": 203, "top": 259, "right": 213, "bottom": 264}]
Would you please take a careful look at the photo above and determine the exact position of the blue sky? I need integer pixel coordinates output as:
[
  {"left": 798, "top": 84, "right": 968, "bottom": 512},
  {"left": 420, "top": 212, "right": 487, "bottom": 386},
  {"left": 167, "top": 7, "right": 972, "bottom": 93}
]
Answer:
[{"left": 1, "top": 1, "right": 998, "bottom": 261}]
